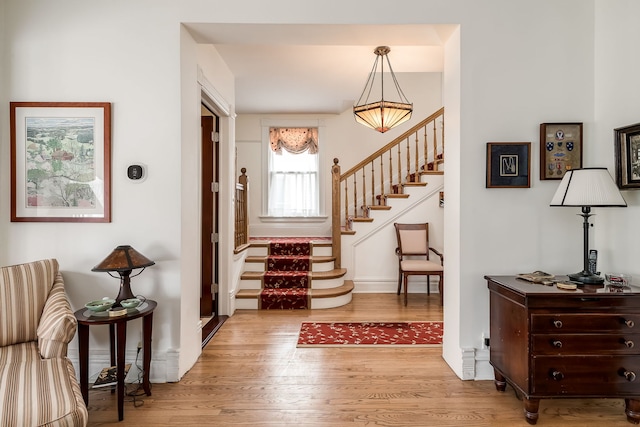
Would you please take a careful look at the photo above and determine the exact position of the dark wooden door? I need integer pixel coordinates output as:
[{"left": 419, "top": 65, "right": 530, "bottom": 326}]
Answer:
[{"left": 200, "top": 111, "right": 219, "bottom": 317}]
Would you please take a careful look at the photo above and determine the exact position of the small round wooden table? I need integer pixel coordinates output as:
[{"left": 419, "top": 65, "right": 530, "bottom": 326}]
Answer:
[{"left": 74, "top": 300, "right": 156, "bottom": 421}]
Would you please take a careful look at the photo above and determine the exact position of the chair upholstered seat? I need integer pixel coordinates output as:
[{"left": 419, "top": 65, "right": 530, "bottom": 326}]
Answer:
[
  {"left": 400, "top": 259, "right": 444, "bottom": 272},
  {"left": 0, "top": 358, "right": 86, "bottom": 427},
  {"left": 0, "top": 342, "right": 41, "bottom": 365}
]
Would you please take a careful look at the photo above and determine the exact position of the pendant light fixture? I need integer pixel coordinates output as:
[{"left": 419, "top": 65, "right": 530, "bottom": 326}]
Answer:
[{"left": 353, "top": 46, "right": 413, "bottom": 133}]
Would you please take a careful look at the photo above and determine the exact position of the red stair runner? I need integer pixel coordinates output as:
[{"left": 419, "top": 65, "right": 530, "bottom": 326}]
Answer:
[
  {"left": 259, "top": 240, "right": 313, "bottom": 309},
  {"left": 267, "top": 255, "right": 310, "bottom": 271}
]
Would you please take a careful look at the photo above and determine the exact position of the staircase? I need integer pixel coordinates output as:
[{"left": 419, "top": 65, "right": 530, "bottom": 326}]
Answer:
[
  {"left": 234, "top": 107, "right": 444, "bottom": 310},
  {"left": 332, "top": 107, "right": 444, "bottom": 251},
  {"left": 235, "top": 238, "right": 353, "bottom": 309}
]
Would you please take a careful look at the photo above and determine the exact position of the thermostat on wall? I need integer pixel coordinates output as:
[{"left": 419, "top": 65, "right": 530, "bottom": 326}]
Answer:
[{"left": 127, "top": 164, "right": 146, "bottom": 182}]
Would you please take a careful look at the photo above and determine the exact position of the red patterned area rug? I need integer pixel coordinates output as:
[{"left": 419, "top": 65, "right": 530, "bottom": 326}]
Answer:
[{"left": 297, "top": 321, "right": 443, "bottom": 347}]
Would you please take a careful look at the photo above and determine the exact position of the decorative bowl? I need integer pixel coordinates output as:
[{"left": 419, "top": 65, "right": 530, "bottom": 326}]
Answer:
[
  {"left": 120, "top": 298, "right": 142, "bottom": 309},
  {"left": 85, "top": 299, "right": 115, "bottom": 312}
]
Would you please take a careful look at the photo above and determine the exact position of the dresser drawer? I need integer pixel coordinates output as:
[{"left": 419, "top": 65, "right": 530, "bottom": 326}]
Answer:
[
  {"left": 532, "top": 334, "right": 640, "bottom": 355},
  {"left": 532, "top": 356, "right": 640, "bottom": 395},
  {"left": 531, "top": 313, "right": 640, "bottom": 333}
]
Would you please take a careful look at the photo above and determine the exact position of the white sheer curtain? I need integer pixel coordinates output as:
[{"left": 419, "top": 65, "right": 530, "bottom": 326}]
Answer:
[{"left": 268, "top": 142, "right": 319, "bottom": 217}]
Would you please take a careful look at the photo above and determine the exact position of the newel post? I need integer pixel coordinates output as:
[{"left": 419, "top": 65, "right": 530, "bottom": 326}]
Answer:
[{"left": 331, "top": 158, "right": 341, "bottom": 269}]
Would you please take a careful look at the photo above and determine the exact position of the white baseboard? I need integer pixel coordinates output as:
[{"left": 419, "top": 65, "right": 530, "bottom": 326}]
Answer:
[
  {"left": 474, "top": 348, "right": 494, "bottom": 380},
  {"left": 459, "top": 347, "right": 494, "bottom": 381},
  {"left": 352, "top": 278, "right": 439, "bottom": 294},
  {"left": 68, "top": 349, "right": 175, "bottom": 384}
]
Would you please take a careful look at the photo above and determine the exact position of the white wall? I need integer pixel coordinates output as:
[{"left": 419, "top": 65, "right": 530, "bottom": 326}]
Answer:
[
  {"left": 2, "top": 1, "right": 186, "bottom": 381},
  {"left": 0, "top": 0, "right": 6, "bottom": 263},
  {"left": 4, "top": 0, "right": 639, "bottom": 382},
  {"left": 593, "top": 0, "right": 640, "bottom": 274}
]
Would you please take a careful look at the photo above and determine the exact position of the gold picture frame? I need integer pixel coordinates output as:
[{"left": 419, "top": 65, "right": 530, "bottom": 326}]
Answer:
[{"left": 540, "top": 122, "right": 583, "bottom": 180}]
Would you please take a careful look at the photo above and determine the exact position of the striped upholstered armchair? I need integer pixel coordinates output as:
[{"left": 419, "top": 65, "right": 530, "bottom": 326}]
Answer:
[{"left": 0, "top": 259, "right": 88, "bottom": 426}]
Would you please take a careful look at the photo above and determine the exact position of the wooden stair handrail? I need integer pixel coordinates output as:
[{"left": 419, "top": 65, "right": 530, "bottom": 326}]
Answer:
[
  {"left": 340, "top": 107, "right": 444, "bottom": 181},
  {"left": 331, "top": 108, "right": 444, "bottom": 268}
]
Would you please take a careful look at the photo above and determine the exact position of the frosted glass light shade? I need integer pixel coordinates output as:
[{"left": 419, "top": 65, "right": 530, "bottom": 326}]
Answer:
[{"left": 353, "top": 100, "right": 412, "bottom": 133}]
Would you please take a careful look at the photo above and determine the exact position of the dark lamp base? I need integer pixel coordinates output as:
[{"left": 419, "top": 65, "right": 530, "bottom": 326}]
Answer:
[
  {"left": 568, "top": 271, "right": 604, "bottom": 284},
  {"left": 114, "top": 276, "right": 135, "bottom": 307}
]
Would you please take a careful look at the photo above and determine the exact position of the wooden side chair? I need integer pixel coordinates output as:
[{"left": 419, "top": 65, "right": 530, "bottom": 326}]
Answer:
[{"left": 394, "top": 222, "right": 444, "bottom": 306}]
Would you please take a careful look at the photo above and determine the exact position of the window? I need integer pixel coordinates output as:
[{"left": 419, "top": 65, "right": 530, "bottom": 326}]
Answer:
[{"left": 267, "top": 127, "right": 319, "bottom": 217}]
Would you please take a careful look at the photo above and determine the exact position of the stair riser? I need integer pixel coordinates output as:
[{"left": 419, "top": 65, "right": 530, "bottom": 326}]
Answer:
[
  {"left": 309, "top": 276, "right": 344, "bottom": 290},
  {"left": 312, "top": 261, "right": 333, "bottom": 272},
  {"left": 312, "top": 293, "right": 353, "bottom": 309},
  {"left": 248, "top": 246, "right": 268, "bottom": 257},
  {"left": 239, "top": 278, "right": 262, "bottom": 290},
  {"left": 235, "top": 299, "right": 259, "bottom": 310},
  {"left": 311, "top": 245, "right": 332, "bottom": 256}
]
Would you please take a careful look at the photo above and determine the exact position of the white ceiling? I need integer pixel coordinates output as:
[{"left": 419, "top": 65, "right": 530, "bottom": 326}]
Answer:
[{"left": 185, "top": 23, "right": 455, "bottom": 114}]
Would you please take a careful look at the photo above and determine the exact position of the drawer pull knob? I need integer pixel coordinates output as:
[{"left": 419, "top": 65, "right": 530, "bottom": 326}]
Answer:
[
  {"left": 552, "top": 340, "right": 563, "bottom": 348},
  {"left": 551, "top": 370, "right": 564, "bottom": 381},
  {"left": 621, "top": 370, "right": 637, "bottom": 382},
  {"left": 553, "top": 320, "right": 563, "bottom": 329},
  {"left": 624, "top": 319, "right": 635, "bottom": 328},
  {"left": 624, "top": 340, "right": 635, "bottom": 348}
]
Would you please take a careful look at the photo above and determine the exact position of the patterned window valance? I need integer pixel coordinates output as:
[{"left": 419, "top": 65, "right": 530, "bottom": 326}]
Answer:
[{"left": 269, "top": 127, "right": 318, "bottom": 154}]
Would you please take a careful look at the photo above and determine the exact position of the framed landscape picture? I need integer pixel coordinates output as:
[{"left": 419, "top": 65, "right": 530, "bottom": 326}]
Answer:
[
  {"left": 614, "top": 122, "right": 640, "bottom": 189},
  {"left": 540, "top": 122, "right": 583, "bottom": 180},
  {"left": 10, "top": 102, "right": 112, "bottom": 222},
  {"left": 486, "top": 142, "right": 531, "bottom": 188}
]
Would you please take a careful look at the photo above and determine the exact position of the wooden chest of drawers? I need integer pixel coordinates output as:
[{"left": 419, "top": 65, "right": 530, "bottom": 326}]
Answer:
[{"left": 486, "top": 275, "right": 640, "bottom": 425}]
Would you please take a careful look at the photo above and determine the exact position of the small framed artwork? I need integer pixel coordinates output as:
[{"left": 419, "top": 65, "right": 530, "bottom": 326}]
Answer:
[
  {"left": 486, "top": 142, "right": 531, "bottom": 188},
  {"left": 10, "top": 102, "right": 112, "bottom": 222},
  {"left": 614, "top": 122, "right": 640, "bottom": 189},
  {"left": 540, "top": 122, "right": 583, "bottom": 180}
]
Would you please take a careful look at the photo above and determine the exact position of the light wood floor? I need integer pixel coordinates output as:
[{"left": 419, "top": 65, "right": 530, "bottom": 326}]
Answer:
[{"left": 87, "top": 293, "right": 632, "bottom": 426}]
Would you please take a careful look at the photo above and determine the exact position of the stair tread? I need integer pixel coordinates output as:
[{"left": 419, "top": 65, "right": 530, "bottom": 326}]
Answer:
[
  {"left": 351, "top": 217, "right": 374, "bottom": 223},
  {"left": 249, "top": 239, "right": 331, "bottom": 245},
  {"left": 368, "top": 205, "right": 392, "bottom": 211},
  {"left": 236, "top": 281, "right": 354, "bottom": 299},
  {"left": 245, "top": 255, "right": 335, "bottom": 263},
  {"left": 241, "top": 268, "right": 346, "bottom": 280},
  {"left": 385, "top": 193, "right": 410, "bottom": 199},
  {"left": 402, "top": 182, "right": 428, "bottom": 187}
]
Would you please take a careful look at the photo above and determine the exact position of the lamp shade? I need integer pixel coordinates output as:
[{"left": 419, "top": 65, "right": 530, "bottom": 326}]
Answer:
[
  {"left": 550, "top": 168, "right": 627, "bottom": 208},
  {"left": 92, "top": 245, "right": 155, "bottom": 272},
  {"left": 354, "top": 101, "right": 412, "bottom": 133}
]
